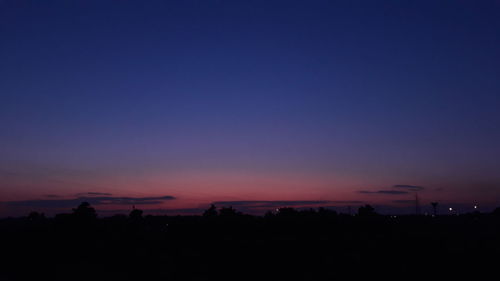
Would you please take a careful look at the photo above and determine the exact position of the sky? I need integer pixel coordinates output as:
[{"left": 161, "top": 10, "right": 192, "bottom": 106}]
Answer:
[{"left": 1, "top": 0, "right": 499, "bottom": 216}]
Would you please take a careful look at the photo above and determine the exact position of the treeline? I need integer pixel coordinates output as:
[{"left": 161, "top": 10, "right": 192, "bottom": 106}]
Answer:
[
  {"left": 17, "top": 201, "right": 499, "bottom": 222},
  {"left": 1, "top": 202, "right": 500, "bottom": 281}
]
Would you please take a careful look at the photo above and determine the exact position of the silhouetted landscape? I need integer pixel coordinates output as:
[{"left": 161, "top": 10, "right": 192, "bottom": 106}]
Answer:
[
  {"left": 1, "top": 202, "right": 500, "bottom": 280},
  {"left": 2, "top": 1, "right": 500, "bottom": 280}
]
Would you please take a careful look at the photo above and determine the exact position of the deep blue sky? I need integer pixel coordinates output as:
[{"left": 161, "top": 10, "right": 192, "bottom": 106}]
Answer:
[{"left": 1, "top": 0, "right": 499, "bottom": 216}]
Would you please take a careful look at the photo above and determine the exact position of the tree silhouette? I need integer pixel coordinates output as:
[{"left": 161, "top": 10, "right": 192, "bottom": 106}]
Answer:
[
  {"left": 492, "top": 207, "right": 500, "bottom": 217},
  {"left": 72, "top": 202, "right": 97, "bottom": 221},
  {"left": 264, "top": 210, "right": 274, "bottom": 218},
  {"left": 276, "top": 207, "right": 298, "bottom": 217},
  {"left": 27, "top": 211, "right": 45, "bottom": 221},
  {"left": 318, "top": 207, "right": 337, "bottom": 218},
  {"left": 431, "top": 202, "right": 438, "bottom": 216},
  {"left": 203, "top": 204, "right": 218, "bottom": 217},
  {"left": 358, "top": 204, "right": 377, "bottom": 217},
  {"left": 129, "top": 207, "right": 143, "bottom": 220},
  {"left": 219, "top": 206, "right": 240, "bottom": 217}
]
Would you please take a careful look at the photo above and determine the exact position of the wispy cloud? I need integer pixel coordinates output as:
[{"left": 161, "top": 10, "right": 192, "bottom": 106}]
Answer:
[
  {"left": 358, "top": 184, "right": 424, "bottom": 195},
  {"left": 392, "top": 200, "right": 415, "bottom": 204},
  {"left": 359, "top": 190, "right": 408, "bottom": 195},
  {"left": 393, "top": 185, "right": 424, "bottom": 191},
  {"left": 3, "top": 195, "right": 176, "bottom": 208},
  {"left": 76, "top": 192, "right": 113, "bottom": 196}
]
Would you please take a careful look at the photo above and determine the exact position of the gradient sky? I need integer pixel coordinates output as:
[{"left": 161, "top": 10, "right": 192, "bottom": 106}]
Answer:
[{"left": 1, "top": 0, "right": 500, "bottom": 216}]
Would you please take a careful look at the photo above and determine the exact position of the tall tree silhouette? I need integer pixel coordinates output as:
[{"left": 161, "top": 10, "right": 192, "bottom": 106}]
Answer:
[{"left": 431, "top": 202, "right": 438, "bottom": 216}]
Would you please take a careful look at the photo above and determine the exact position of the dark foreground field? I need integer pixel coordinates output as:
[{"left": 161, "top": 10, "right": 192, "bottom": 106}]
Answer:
[{"left": 1, "top": 204, "right": 500, "bottom": 280}]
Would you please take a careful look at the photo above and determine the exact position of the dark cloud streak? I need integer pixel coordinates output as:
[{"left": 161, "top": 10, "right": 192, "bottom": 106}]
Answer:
[
  {"left": 359, "top": 190, "right": 409, "bottom": 195},
  {"left": 76, "top": 192, "right": 113, "bottom": 196},
  {"left": 393, "top": 200, "right": 415, "bottom": 204},
  {"left": 393, "top": 185, "right": 424, "bottom": 191},
  {"left": 212, "top": 200, "right": 363, "bottom": 208},
  {"left": 3, "top": 195, "right": 176, "bottom": 208}
]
